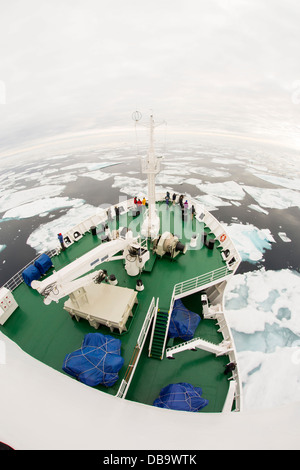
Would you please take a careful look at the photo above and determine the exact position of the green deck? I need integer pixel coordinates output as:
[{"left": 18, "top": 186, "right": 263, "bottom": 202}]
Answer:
[{"left": 1, "top": 202, "right": 233, "bottom": 412}]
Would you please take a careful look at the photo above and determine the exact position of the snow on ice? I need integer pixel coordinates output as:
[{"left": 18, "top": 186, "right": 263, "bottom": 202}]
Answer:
[
  {"left": 0, "top": 185, "right": 66, "bottom": 213},
  {"left": 2, "top": 197, "right": 85, "bottom": 219},
  {"left": 26, "top": 204, "right": 106, "bottom": 253},
  {"left": 225, "top": 269, "right": 300, "bottom": 410},
  {"left": 223, "top": 223, "right": 275, "bottom": 263}
]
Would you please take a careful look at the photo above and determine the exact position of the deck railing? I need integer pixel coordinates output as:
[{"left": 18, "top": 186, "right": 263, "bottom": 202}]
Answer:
[
  {"left": 116, "top": 297, "right": 158, "bottom": 399},
  {"left": 173, "top": 265, "right": 233, "bottom": 299},
  {"left": 159, "top": 265, "right": 234, "bottom": 362}
]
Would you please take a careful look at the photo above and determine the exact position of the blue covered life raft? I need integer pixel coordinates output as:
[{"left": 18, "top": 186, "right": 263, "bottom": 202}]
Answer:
[
  {"left": 34, "top": 253, "right": 53, "bottom": 275},
  {"left": 153, "top": 382, "right": 209, "bottom": 412},
  {"left": 62, "top": 333, "right": 124, "bottom": 387},
  {"left": 22, "top": 253, "right": 53, "bottom": 286},
  {"left": 168, "top": 299, "right": 201, "bottom": 341},
  {"left": 22, "top": 265, "right": 41, "bottom": 286}
]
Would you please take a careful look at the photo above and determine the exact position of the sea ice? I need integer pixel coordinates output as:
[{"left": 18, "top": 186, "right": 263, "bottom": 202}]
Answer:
[
  {"left": 196, "top": 181, "right": 245, "bottom": 201},
  {"left": 225, "top": 269, "right": 300, "bottom": 336},
  {"left": 278, "top": 232, "right": 291, "bottom": 242},
  {"left": 248, "top": 204, "right": 269, "bottom": 215},
  {"left": 252, "top": 173, "right": 300, "bottom": 191},
  {"left": 2, "top": 197, "right": 85, "bottom": 220},
  {"left": 112, "top": 175, "right": 147, "bottom": 196},
  {"left": 223, "top": 223, "right": 274, "bottom": 263},
  {"left": 211, "top": 157, "right": 241, "bottom": 165},
  {"left": 156, "top": 173, "right": 185, "bottom": 185},
  {"left": 194, "top": 194, "right": 231, "bottom": 211},
  {"left": 26, "top": 204, "right": 106, "bottom": 252},
  {"left": 190, "top": 167, "right": 231, "bottom": 178},
  {"left": 0, "top": 185, "right": 66, "bottom": 213},
  {"left": 237, "top": 347, "right": 300, "bottom": 410},
  {"left": 225, "top": 269, "right": 300, "bottom": 410},
  {"left": 0, "top": 244, "right": 6, "bottom": 253},
  {"left": 80, "top": 170, "right": 118, "bottom": 182},
  {"left": 62, "top": 162, "right": 121, "bottom": 171},
  {"left": 243, "top": 186, "right": 300, "bottom": 210},
  {"left": 184, "top": 178, "right": 203, "bottom": 186}
]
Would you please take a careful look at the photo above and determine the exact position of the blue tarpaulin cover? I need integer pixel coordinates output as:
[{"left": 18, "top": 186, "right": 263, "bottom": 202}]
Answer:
[
  {"left": 34, "top": 253, "right": 53, "bottom": 275},
  {"left": 22, "top": 265, "right": 41, "bottom": 286},
  {"left": 62, "top": 333, "right": 124, "bottom": 387},
  {"left": 153, "top": 382, "right": 209, "bottom": 412},
  {"left": 168, "top": 299, "right": 201, "bottom": 341}
]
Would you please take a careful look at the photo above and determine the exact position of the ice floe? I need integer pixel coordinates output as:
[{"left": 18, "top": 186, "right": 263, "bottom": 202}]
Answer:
[
  {"left": 223, "top": 223, "right": 275, "bottom": 263},
  {"left": 278, "top": 232, "right": 291, "bottom": 242},
  {"left": 197, "top": 181, "right": 245, "bottom": 201},
  {"left": 252, "top": 173, "right": 300, "bottom": 191},
  {"left": 243, "top": 186, "right": 300, "bottom": 210},
  {"left": 0, "top": 244, "right": 6, "bottom": 253},
  {"left": 112, "top": 175, "right": 147, "bottom": 196},
  {"left": 0, "top": 185, "right": 66, "bottom": 213},
  {"left": 62, "top": 162, "right": 121, "bottom": 171},
  {"left": 195, "top": 194, "right": 231, "bottom": 211},
  {"left": 238, "top": 347, "right": 300, "bottom": 410},
  {"left": 190, "top": 167, "right": 231, "bottom": 178},
  {"left": 156, "top": 173, "right": 185, "bottom": 186},
  {"left": 2, "top": 197, "right": 85, "bottom": 219},
  {"left": 80, "top": 170, "right": 118, "bottom": 182},
  {"left": 248, "top": 204, "right": 269, "bottom": 215},
  {"left": 26, "top": 204, "right": 106, "bottom": 252},
  {"left": 225, "top": 269, "right": 300, "bottom": 335},
  {"left": 225, "top": 268, "right": 300, "bottom": 410}
]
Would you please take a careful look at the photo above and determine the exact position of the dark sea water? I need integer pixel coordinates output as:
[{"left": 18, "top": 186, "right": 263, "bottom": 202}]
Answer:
[{"left": 0, "top": 134, "right": 299, "bottom": 284}]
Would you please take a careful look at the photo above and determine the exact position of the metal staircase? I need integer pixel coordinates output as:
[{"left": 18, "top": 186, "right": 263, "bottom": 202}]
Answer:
[
  {"left": 165, "top": 337, "right": 234, "bottom": 359},
  {"left": 148, "top": 310, "right": 169, "bottom": 360}
]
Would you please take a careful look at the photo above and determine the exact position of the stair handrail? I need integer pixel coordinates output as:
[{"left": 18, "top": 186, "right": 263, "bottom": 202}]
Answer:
[
  {"left": 116, "top": 296, "right": 158, "bottom": 398},
  {"left": 148, "top": 298, "right": 159, "bottom": 356},
  {"left": 159, "top": 266, "right": 234, "bottom": 359}
]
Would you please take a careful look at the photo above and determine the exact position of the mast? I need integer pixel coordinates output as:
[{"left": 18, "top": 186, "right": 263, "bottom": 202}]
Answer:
[
  {"left": 145, "top": 115, "right": 160, "bottom": 237},
  {"left": 133, "top": 112, "right": 161, "bottom": 239}
]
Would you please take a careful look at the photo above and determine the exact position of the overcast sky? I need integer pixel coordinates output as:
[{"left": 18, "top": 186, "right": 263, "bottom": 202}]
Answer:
[{"left": 1, "top": 0, "right": 300, "bottom": 155}]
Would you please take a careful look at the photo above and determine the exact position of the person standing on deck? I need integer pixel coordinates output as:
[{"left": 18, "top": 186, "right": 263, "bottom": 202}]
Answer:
[{"left": 58, "top": 233, "right": 65, "bottom": 251}]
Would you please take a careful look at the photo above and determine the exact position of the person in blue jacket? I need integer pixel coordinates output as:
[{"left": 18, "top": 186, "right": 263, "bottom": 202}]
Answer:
[{"left": 58, "top": 233, "right": 65, "bottom": 251}]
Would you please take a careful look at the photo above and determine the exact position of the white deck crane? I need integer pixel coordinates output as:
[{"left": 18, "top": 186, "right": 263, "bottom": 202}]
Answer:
[{"left": 31, "top": 233, "right": 149, "bottom": 306}]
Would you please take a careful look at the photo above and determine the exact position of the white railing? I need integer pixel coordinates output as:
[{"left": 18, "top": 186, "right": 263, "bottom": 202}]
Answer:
[
  {"left": 116, "top": 296, "right": 158, "bottom": 399},
  {"left": 159, "top": 265, "right": 234, "bottom": 361},
  {"left": 173, "top": 266, "right": 232, "bottom": 299},
  {"left": 215, "top": 305, "right": 243, "bottom": 412},
  {"left": 148, "top": 299, "right": 159, "bottom": 357}
]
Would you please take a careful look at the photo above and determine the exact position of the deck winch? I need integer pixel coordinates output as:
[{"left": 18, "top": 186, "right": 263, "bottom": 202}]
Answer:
[
  {"left": 153, "top": 232, "right": 187, "bottom": 259},
  {"left": 124, "top": 243, "right": 150, "bottom": 276}
]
